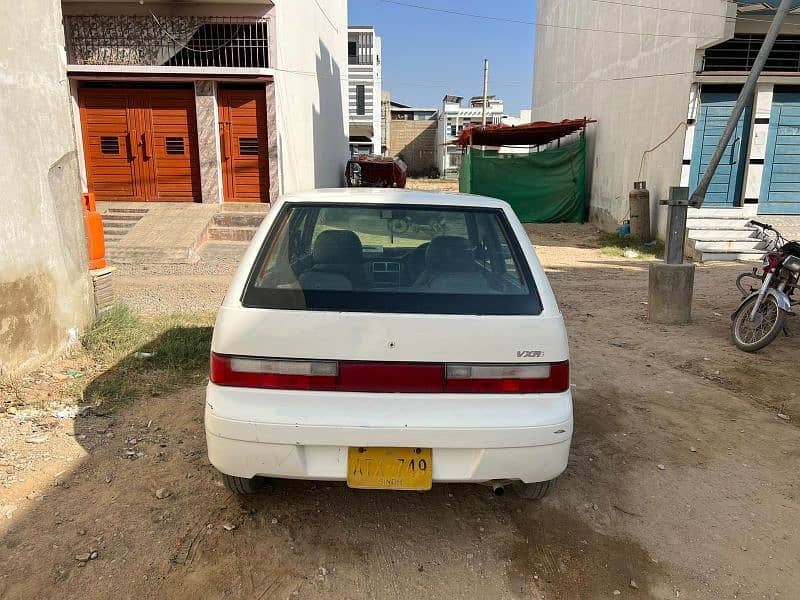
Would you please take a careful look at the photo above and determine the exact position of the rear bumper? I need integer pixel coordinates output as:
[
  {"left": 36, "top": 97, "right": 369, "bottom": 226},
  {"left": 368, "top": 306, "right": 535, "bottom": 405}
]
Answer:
[{"left": 204, "top": 383, "right": 573, "bottom": 484}]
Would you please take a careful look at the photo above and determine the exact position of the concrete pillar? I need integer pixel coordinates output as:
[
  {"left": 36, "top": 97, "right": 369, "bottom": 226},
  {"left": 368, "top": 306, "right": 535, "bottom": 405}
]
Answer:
[
  {"left": 194, "top": 80, "right": 223, "bottom": 204},
  {"left": 648, "top": 262, "right": 695, "bottom": 324},
  {"left": 743, "top": 83, "right": 775, "bottom": 212}
]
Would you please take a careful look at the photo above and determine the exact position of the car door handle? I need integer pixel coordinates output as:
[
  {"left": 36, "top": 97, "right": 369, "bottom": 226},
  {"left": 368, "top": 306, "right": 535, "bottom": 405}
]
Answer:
[{"left": 127, "top": 129, "right": 138, "bottom": 159}]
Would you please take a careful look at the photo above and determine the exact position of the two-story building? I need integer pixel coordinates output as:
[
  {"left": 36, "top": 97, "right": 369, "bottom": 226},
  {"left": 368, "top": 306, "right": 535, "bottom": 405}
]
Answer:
[
  {"left": 63, "top": 0, "right": 349, "bottom": 205},
  {"left": 388, "top": 99, "right": 438, "bottom": 176},
  {"left": 436, "top": 95, "right": 505, "bottom": 177},
  {"left": 533, "top": 0, "right": 800, "bottom": 259},
  {"left": 347, "top": 25, "right": 382, "bottom": 155}
]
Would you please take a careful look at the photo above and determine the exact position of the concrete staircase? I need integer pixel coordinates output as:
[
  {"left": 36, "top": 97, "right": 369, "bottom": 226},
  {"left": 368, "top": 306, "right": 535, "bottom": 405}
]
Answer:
[
  {"left": 102, "top": 207, "right": 149, "bottom": 249},
  {"left": 201, "top": 203, "right": 270, "bottom": 260},
  {"left": 686, "top": 209, "right": 765, "bottom": 262}
]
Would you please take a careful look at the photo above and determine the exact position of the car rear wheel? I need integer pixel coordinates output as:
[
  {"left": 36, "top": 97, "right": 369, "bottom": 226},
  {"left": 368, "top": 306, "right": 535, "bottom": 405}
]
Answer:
[
  {"left": 221, "top": 473, "right": 268, "bottom": 495},
  {"left": 515, "top": 479, "right": 556, "bottom": 500}
]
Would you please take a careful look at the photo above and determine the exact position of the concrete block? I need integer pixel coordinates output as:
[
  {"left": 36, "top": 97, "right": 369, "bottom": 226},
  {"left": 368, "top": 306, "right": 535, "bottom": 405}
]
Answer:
[{"left": 648, "top": 262, "right": 695, "bottom": 324}]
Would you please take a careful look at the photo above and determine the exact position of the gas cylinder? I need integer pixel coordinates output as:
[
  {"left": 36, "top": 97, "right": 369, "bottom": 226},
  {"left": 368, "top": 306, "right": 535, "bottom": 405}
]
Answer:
[
  {"left": 629, "top": 181, "right": 651, "bottom": 242},
  {"left": 83, "top": 193, "right": 107, "bottom": 270}
]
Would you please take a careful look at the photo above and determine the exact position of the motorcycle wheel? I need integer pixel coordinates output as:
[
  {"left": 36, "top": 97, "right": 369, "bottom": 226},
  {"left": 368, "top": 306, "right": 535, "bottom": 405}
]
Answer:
[{"left": 731, "top": 295, "right": 786, "bottom": 352}]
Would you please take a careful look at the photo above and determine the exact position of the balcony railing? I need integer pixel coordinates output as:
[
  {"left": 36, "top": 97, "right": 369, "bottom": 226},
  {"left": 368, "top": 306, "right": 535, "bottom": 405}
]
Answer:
[
  {"left": 65, "top": 15, "right": 269, "bottom": 68},
  {"left": 348, "top": 31, "right": 374, "bottom": 66}
]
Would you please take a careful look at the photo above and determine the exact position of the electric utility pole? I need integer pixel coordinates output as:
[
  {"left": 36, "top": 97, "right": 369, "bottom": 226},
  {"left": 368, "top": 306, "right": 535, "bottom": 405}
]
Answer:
[
  {"left": 689, "top": 0, "right": 793, "bottom": 208},
  {"left": 481, "top": 59, "right": 489, "bottom": 126},
  {"left": 649, "top": 0, "right": 793, "bottom": 325}
]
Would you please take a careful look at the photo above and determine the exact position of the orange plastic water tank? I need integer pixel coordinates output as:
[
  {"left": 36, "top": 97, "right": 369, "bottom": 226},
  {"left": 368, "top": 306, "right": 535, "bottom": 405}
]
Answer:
[{"left": 83, "top": 193, "right": 106, "bottom": 270}]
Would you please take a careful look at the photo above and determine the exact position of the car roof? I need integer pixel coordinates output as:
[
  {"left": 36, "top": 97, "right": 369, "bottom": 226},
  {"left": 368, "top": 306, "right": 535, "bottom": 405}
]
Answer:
[{"left": 278, "top": 188, "right": 511, "bottom": 210}]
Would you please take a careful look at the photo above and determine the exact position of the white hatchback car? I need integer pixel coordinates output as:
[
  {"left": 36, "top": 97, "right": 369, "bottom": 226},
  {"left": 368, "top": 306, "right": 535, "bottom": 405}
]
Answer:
[{"left": 206, "top": 189, "right": 572, "bottom": 498}]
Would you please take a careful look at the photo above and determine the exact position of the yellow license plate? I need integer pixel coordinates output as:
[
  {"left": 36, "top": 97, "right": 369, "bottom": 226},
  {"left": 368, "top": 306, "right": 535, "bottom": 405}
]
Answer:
[{"left": 347, "top": 447, "right": 432, "bottom": 490}]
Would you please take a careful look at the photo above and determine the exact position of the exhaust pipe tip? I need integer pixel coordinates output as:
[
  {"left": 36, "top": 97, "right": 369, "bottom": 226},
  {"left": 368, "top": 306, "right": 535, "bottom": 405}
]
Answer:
[{"left": 492, "top": 484, "right": 505, "bottom": 496}]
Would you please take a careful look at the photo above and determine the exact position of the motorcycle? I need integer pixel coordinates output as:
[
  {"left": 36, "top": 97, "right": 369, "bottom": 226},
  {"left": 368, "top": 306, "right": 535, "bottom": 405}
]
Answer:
[{"left": 731, "top": 220, "right": 800, "bottom": 351}]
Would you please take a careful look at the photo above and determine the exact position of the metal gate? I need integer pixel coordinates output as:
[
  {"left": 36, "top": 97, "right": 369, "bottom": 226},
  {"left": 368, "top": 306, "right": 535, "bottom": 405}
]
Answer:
[
  {"left": 689, "top": 91, "right": 752, "bottom": 208},
  {"left": 760, "top": 91, "right": 800, "bottom": 215}
]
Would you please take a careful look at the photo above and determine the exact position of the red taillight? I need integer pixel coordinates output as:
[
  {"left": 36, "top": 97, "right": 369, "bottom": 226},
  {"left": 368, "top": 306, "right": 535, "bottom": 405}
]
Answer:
[
  {"left": 210, "top": 353, "right": 569, "bottom": 394},
  {"left": 339, "top": 362, "right": 444, "bottom": 392},
  {"left": 445, "top": 361, "right": 569, "bottom": 393},
  {"left": 210, "top": 353, "right": 337, "bottom": 391}
]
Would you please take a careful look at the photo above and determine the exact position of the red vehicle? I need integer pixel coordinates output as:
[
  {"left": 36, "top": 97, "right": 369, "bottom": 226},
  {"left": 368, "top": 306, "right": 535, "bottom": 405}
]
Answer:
[{"left": 345, "top": 155, "right": 407, "bottom": 188}]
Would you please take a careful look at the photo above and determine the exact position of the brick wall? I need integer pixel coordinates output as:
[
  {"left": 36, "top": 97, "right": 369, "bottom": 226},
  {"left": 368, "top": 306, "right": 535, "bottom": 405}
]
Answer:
[{"left": 389, "top": 120, "right": 438, "bottom": 177}]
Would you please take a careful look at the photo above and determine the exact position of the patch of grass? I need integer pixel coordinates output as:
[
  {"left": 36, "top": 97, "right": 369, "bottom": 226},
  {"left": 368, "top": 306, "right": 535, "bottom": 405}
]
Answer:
[
  {"left": 82, "top": 303, "right": 146, "bottom": 360},
  {"left": 598, "top": 232, "right": 664, "bottom": 260},
  {"left": 77, "top": 304, "right": 214, "bottom": 413}
]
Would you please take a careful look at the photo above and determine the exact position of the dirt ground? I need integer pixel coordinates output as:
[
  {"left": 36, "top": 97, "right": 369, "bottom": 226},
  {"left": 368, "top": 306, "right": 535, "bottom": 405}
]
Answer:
[{"left": 2, "top": 223, "right": 800, "bottom": 599}]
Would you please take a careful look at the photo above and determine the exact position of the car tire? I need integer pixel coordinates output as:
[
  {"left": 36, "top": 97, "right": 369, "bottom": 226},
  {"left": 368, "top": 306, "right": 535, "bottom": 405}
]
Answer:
[
  {"left": 516, "top": 479, "right": 556, "bottom": 500},
  {"left": 221, "top": 473, "right": 268, "bottom": 495}
]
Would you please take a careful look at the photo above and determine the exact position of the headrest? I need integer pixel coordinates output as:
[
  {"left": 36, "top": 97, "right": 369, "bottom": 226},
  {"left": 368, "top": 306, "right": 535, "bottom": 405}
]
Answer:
[
  {"left": 425, "top": 236, "right": 475, "bottom": 272},
  {"left": 313, "top": 229, "right": 363, "bottom": 265}
]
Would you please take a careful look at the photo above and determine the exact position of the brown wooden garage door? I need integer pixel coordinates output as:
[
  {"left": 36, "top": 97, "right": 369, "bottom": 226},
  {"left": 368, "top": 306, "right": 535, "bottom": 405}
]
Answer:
[
  {"left": 218, "top": 87, "right": 270, "bottom": 202},
  {"left": 79, "top": 87, "right": 201, "bottom": 202}
]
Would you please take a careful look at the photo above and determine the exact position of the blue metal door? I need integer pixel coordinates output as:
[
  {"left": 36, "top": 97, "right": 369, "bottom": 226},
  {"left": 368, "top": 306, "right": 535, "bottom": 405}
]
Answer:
[
  {"left": 760, "top": 92, "right": 800, "bottom": 215},
  {"left": 689, "top": 91, "right": 752, "bottom": 208}
]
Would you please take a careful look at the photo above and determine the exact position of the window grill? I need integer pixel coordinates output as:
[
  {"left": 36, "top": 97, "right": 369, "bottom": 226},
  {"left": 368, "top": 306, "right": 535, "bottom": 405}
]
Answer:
[
  {"left": 239, "top": 138, "right": 259, "bottom": 156},
  {"left": 703, "top": 34, "right": 800, "bottom": 72},
  {"left": 100, "top": 136, "right": 120, "bottom": 154},
  {"left": 165, "top": 137, "right": 185, "bottom": 155},
  {"left": 65, "top": 16, "right": 269, "bottom": 68},
  {"left": 348, "top": 31, "right": 373, "bottom": 66}
]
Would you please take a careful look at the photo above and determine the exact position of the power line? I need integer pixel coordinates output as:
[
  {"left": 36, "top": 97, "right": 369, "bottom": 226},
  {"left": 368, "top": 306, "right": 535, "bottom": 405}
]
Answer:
[
  {"left": 384, "top": 0, "right": 800, "bottom": 36},
  {"left": 539, "top": 70, "right": 696, "bottom": 84},
  {"left": 383, "top": 0, "right": 710, "bottom": 39},
  {"left": 313, "top": 0, "right": 340, "bottom": 33},
  {"left": 588, "top": 0, "right": 800, "bottom": 30},
  {"left": 591, "top": 0, "right": 736, "bottom": 21},
  {"left": 268, "top": 65, "right": 524, "bottom": 87},
  {"left": 381, "top": 0, "right": 535, "bottom": 25}
]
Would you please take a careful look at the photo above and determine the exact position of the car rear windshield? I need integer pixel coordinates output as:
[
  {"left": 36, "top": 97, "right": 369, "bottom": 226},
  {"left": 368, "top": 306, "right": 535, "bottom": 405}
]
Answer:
[{"left": 241, "top": 203, "right": 542, "bottom": 315}]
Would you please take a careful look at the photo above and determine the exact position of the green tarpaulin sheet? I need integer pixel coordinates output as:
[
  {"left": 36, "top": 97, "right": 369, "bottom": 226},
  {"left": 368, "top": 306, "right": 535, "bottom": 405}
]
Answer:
[{"left": 458, "top": 137, "right": 586, "bottom": 223}]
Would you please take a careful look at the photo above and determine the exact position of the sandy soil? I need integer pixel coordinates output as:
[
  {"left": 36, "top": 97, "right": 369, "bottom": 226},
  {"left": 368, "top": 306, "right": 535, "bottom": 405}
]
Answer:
[{"left": 2, "top": 224, "right": 800, "bottom": 599}]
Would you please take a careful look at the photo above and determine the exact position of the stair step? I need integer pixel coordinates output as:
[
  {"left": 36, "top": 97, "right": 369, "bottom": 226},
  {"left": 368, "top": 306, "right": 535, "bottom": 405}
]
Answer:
[
  {"left": 208, "top": 226, "right": 258, "bottom": 242},
  {"left": 102, "top": 213, "right": 144, "bottom": 222},
  {"left": 692, "top": 239, "right": 767, "bottom": 252},
  {"left": 686, "top": 218, "right": 751, "bottom": 230},
  {"left": 200, "top": 240, "right": 249, "bottom": 260},
  {"left": 687, "top": 208, "right": 748, "bottom": 219},
  {"left": 220, "top": 202, "right": 270, "bottom": 213},
  {"left": 688, "top": 229, "right": 759, "bottom": 241},
  {"left": 212, "top": 212, "right": 267, "bottom": 228},
  {"left": 696, "top": 251, "right": 763, "bottom": 263},
  {"left": 106, "top": 208, "right": 149, "bottom": 214}
]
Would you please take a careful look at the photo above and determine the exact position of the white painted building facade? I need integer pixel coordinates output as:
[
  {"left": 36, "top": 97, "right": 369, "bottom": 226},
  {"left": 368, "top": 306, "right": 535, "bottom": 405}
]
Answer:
[
  {"left": 62, "top": 0, "right": 349, "bottom": 204},
  {"left": 436, "top": 95, "right": 505, "bottom": 177},
  {"left": 533, "top": 0, "right": 800, "bottom": 257},
  {"left": 347, "top": 25, "right": 382, "bottom": 155}
]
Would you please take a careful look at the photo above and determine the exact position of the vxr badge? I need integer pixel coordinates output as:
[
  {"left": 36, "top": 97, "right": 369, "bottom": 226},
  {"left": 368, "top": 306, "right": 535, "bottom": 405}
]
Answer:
[{"left": 517, "top": 350, "right": 544, "bottom": 358}]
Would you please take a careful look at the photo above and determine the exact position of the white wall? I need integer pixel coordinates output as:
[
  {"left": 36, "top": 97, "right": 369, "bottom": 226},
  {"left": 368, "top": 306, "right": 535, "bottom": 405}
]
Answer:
[
  {"left": 373, "top": 34, "right": 382, "bottom": 155},
  {"left": 272, "top": 0, "right": 349, "bottom": 192},
  {"left": 532, "top": 0, "right": 734, "bottom": 232},
  {"left": 0, "top": 0, "right": 94, "bottom": 375}
]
